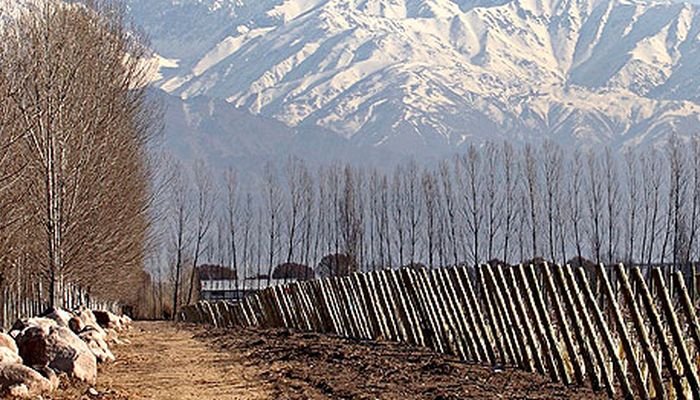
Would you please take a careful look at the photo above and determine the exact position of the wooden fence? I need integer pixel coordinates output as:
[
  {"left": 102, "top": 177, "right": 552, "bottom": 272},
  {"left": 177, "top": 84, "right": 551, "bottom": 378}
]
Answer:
[{"left": 180, "top": 263, "right": 700, "bottom": 399}]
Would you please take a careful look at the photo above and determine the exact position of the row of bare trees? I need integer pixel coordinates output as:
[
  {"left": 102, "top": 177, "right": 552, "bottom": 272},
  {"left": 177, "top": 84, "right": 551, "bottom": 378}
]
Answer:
[
  {"left": 153, "top": 136, "right": 700, "bottom": 318},
  {"left": 0, "top": 1, "right": 157, "bottom": 314}
]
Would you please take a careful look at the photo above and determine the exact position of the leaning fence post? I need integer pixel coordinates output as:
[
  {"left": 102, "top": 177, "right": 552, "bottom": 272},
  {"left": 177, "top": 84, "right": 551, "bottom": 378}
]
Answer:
[
  {"left": 542, "top": 262, "right": 584, "bottom": 386},
  {"left": 577, "top": 267, "right": 634, "bottom": 399},
  {"left": 652, "top": 268, "right": 700, "bottom": 399},
  {"left": 615, "top": 264, "right": 665, "bottom": 399},
  {"left": 554, "top": 264, "right": 601, "bottom": 392},
  {"left": 516, "top": 264, "right": 559, "bottom": 382},
  {"left": 673, "top": 271, "right": 700, "bottom": 353},
  {"left": 597, "top": 264, "right": 649, "bottom": 399}
]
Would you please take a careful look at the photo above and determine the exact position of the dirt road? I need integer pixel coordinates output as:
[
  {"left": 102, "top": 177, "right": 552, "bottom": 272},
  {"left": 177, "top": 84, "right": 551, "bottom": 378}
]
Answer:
[
  {"left": 50, "top": 321, "right": 605, "bottom": 399},
  {"left": 51, "top": 321, "right": 271, "bottom": 400}
]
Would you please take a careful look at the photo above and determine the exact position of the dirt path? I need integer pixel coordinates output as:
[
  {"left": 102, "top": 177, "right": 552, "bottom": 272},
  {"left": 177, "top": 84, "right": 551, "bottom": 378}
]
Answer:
[{"left": 94, "top": 321, "right": 270, "bottom": 400}]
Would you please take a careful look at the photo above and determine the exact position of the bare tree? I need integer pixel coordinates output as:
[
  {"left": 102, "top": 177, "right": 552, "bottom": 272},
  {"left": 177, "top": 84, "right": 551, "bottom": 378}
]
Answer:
[
  {"left": 585, "top": 151, "right": 604, "bottom": 264},
  {"left": 404, "top": 160, "right": 422, "bottom": 265},
  {"left": 186, "top": 161, "right": 216, "bottom": 305},
  {"left": 686, "top": 137, "right": 700, "bottom": 263},
  {"left": 501, "top": 142, "right": 518, "bottom": 264},
  {"left": 284, "top": 157, "right": 305, "bottom": 267},
  {"left": 422, "top": 169, "right": 438, "bottom": 268},
  {"left": 392, "top": 166, "right": 406, "bottom": 267},
  {"left": 523, "top": 145, "right": 540, "bottom": 259},
  {"left": 603, "top": 148, "right": 621, "bottom": 263},
  {"left": 439, "top": 160, "right": 459, "bottom": 266},
  {"left": 225, "top": 167, "right": 239, "bottom": 287},
  {"left": 1, "top": 0, "right": 157, "bottom": 306},
  {"left": 624, "top": 150, "right": 640, "bottom": 264},
  {"left": 263, "top": 162, "right": 283, "bottom": 284},
  {"left": 641, "top": 149, "right": 663, "bottom": 265},
  {"left": 484, "top": 143, "right": 503, "bottom": 261},
  {"left": 568, "top": 150, "right": 585, "bottom": 263},
  {"left": 168, "top": 161, "right": 192, "bottom": 319},
  {"left": 542, "top": 141, "right": 563, "bottom": 262}
]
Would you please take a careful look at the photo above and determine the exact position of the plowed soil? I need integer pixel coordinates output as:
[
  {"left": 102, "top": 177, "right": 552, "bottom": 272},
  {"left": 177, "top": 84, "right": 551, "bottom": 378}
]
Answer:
[
  {"left": 199, "top": 327, "right": 606, "bottom": 400},
  {"left": 49, "top": 321, "right": 606, "bottom": 399}
]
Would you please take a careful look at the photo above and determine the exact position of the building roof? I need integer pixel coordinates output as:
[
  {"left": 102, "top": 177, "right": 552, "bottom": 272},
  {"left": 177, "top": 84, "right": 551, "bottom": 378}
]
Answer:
[{"left": 200, "top": 277, "right": 295, "bottom": 292}]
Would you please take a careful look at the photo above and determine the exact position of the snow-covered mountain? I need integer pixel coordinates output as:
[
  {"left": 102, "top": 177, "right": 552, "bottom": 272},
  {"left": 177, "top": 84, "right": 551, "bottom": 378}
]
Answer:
[{"left": 131, "top": 0, "right": 700, "bottom": 155}]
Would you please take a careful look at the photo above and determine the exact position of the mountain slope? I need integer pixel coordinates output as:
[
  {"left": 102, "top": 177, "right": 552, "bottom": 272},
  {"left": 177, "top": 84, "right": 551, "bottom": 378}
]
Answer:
[{"left": 131, "top": 0, "right": 700, "bottom": 153}]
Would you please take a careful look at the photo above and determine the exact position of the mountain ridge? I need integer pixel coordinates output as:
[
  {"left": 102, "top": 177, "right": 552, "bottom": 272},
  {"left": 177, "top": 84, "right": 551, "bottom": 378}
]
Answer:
[{"left": 124, "top": 0, "right": 700, "bottom": 153}]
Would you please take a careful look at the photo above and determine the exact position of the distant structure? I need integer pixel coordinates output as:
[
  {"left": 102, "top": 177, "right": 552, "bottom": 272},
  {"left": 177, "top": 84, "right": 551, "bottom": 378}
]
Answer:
[{"left": 198, "top": 264, "right": 304, "bottom": 302}]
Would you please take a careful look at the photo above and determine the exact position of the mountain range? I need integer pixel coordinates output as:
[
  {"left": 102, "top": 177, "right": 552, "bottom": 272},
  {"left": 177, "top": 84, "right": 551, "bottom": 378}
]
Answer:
[{"left": 14, "top": 0, "right": 700, "bottom": 166}]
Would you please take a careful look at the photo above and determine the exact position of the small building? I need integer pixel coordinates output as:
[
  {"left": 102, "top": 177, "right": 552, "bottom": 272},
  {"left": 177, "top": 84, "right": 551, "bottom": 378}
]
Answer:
[{"left": 199, "top": 277, "right": 294, "bottom": 302}]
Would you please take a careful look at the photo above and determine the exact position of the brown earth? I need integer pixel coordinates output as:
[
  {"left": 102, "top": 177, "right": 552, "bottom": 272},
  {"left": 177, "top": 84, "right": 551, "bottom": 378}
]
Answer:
[
  {"left": 44, "top": 321, "right": 606, "bottom": 399},
  {"left": 47, "top": 321, "right": 270, "bottom": 399}
]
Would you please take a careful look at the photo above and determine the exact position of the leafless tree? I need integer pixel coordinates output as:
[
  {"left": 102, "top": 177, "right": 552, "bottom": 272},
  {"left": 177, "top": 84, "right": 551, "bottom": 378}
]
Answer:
[
  {"left": 422, "top": 169, "right": 438, "bottom": 268},
  {"left": 568, "top": 150, "right": 585, "bottom": 263},
  {"left": 484, "top": 143, "right": 502, "bottom": 261},
  {"left": 224, "top": 167, "right": 239, "bottom": 286},
  {"left": 603, "top": 148, "right": 621, "bottom": 263},
  {"left": 263, "top": 162, "right": 283, "bottom": 284},
  {"left": 439, "top": 160, "right": 459, "bottom": 266},
  {"left": 624, "top": 150, "right": 640, "bottom": 264},
  {"left": 1, "top": 0, "right": 158, "bottom": 307},
  {"left": 585, "top": 152, "right": 604, "bottom": 264},
  {"left": 168, "top": 160, "right": 192, "bottom": 319},
  {"left": 641, "top": 149, "right": 663, "bottom": 265},
  {"left": 542, "top": 141, "right": 563, "bottom": 262},
  {"left": 403, "top": 160, "right": 422, "bottom": 265},
  {"left": 523, "top": 145, "right": 540, "bottom": 259},
  {"left": 501, "top": 142, "right": 518, "bottom": 264},
  {"left": 186, "top": 161, "right": 217, "bottom": 304},
  {"left": 392, "top": 166, "right": 406, "bottom": 267},
  {"left": 284, "top": 157, "right": 305, "bottom": 266}
]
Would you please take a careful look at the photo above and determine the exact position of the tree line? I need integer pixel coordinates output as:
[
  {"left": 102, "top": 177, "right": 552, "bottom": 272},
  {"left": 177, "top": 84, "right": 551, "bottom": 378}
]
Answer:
[
  {"left": 0, "top": 1, "right": 157, "bottom": 315},
  {"left": 154, "top": 137, "right": 700, "bottom": 318}
]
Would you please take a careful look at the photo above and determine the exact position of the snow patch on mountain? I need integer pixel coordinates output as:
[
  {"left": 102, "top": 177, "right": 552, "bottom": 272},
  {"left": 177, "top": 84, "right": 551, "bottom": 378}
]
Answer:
[{"left": 123, "top": 0, "right": 700, "bottom": 152}]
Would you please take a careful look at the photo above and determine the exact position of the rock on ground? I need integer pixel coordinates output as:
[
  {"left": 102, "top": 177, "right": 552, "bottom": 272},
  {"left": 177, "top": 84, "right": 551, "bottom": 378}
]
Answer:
[
  {"left": 16, "top": 325, "right": 97, "bottom": 384},
  {"left": 93, "top": 311, "right": 123, "bottom": 332},
  {"left": 79, "top": 328, "right": 115, "bottom": 363},
  {"left": 0, "top": 332, "right": 19, "bottom": 355},
  {"left": 40, "top": 308, "right": 74, "bottom": 327},
  {"left": 0, "top": 362, "right": 56, "bottom": 398}
]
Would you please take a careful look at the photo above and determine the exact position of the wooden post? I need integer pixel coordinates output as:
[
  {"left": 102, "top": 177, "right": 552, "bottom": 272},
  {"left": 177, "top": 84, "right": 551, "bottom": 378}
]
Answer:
[
  {"left": 503, "top": 266, "right": 542, "bottom": 374},
  {"left": 372, "top": 271, "right": 399, "bottom": 341},
  {"left": 364, "top": 272, "right": 391, "bottom": 339},
  {"left": 445, "top": 267, "right": 488, "bottom": 362},
  {"left": 615, "top": 264, "right": 664, "bottom": 399},
  {"left": 484, "top": 264, "right": 521, "bottom": 367},
  {"left": 542, "top": 262, "right": 584, "bottom": 385},
  {"left": 429, "top": 268, "right": 464, "bottom": 358},
  {"left": 516, "top": 264, "right": 559, "bottom": 382},
  {"left": 478, "top": 265, "right": 508, "bottom": 364},
  {"left": 452, "top": 266, "right": 493, "bottom": 363},
  {"left": 409, "top": 268, "right": 444, "bottom": 353},
  {"left": 673, "top": 271, "right": 700, "bottom": 352},
  {"left": 418, "top": 268, "right": 451, "bottom": 353},
  {"left": 597, "top": 264, "right": 649, "bottom": 399},
  {"left": 398, "top": 269, "right": 426, "bottom": 347},
  {"left": 553, "top": 264, "right": 600, "bottom": 391},
  {"left": 379, "top": 271, "right": 408, "bottom": 342},
  {"left": 576, "top": 267, "right": 634, "bottom": 400},
  {"left": 438, "top": 267, "right": 475, "bottom": 360},
  {"left": 526, "top": 264, "right": 569, "bottom": 384},
  {"left": 652, "top": 268, "right": 700, "bottom": 399},
  {"left": 392, "top": 269, "right": 424, "bottom": 346}
]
